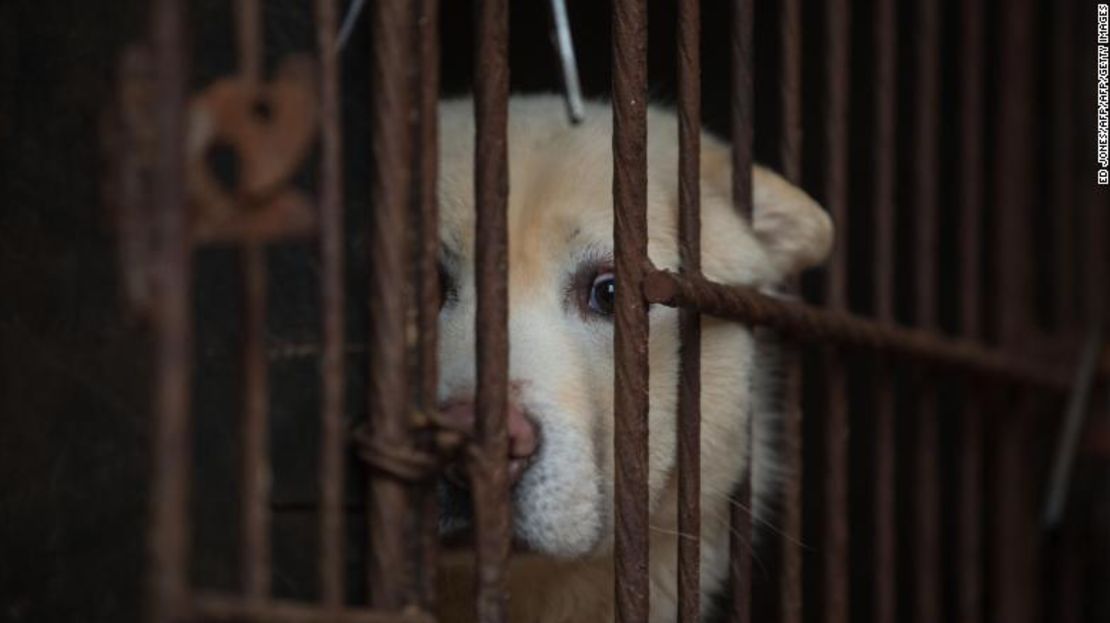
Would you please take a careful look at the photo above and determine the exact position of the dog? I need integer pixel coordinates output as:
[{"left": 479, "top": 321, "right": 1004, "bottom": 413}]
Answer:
[{"left": 432, "top": 95, "right": 833, "bottom": 622}]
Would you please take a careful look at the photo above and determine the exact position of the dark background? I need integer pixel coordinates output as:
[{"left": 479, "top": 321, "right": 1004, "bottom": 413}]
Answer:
[{"left": 2, "top": 1, "right": 1108, "bottom": 622}]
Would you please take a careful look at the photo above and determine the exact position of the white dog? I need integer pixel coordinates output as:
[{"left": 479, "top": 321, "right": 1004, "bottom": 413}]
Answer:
[{"left": 433, "top": 95, "right": 832, "bottom": 622}]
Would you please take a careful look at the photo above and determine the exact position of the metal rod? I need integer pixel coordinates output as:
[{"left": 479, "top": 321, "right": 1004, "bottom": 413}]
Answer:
[
  {"left": 366, "top": 0, "right": 416, "bottom": 609},
  {"left": 992, "top": 0, "right": 1038, "bottom": 619},
  {"left": 234, "top": 0, "right": 271, "bottom": 601},
  {"left": 314, "top": 0, "right": 346, "bottom": 608},
  {"left": 821, "top": 0, "right": 850, "bottom": 619},
  {"left": 241, "top": 244, "right": 271, "bottom": 601},
  {"left": 612, "top": 0, "right": 650, "bottom": 620},
  {"left": 472, "top": 0, "right": 511, "bottom": 620},
  {"left": 871, "top": 0, "right": 897, "bottom": 619},
  {"left": 956, "top": 0, "right": 984, "bottom": 619},
  {"left": 642, "top": 270, "right": 1079, "bottom": 393},
  {"left": 1050, "top": 0, "right": 1077, "bottom": 329},
  {"left": 911, "top": 0, "right": 940, "bottom": 619},
  {"left": 727, "top": 0, "right": 754, "bottom": 620},
  {"left": 149, "top": 0, "right": 192, "bottom": 620},
  {"left": 777, "top": 0, "right": 804, "bottom": 619},
  {"left": 416, "top": 0, "right": 442, "bottom": 609},
  {"left": 676, "top": 0, "right": 701, "bottom": 620}
]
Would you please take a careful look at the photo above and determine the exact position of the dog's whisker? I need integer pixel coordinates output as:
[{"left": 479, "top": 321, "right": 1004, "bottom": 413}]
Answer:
[{"left": 726, "top": 496, "right": 813, "bottom": 552}]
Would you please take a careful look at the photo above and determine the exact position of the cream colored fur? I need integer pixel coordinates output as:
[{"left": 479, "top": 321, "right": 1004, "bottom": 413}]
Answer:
[{"left": 434, "top": 96, "right": 833, "bottom": 622}]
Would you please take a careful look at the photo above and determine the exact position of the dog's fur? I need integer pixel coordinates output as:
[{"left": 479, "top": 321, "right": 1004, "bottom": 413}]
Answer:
[{"left": 433, "top": 96, "right": 833, "bottom": 622}]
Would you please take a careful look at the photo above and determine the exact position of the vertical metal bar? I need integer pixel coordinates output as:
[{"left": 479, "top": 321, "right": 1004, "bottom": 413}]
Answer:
[
  {"left": 728, "top": 0, "right": 753, "bottom": 621},
  {"left": 367, "top": 0, "right": 416, "bottom": 610},
  {"left": 241, "top": 245, "right": 271, "bottom": 600},
  {"left": 416, "top": 0, "right": 441, "bottom": 609},
  {"left": 778, "top": 0, "right": 802, "bottom": 184},
  {"left": 149, "top": 0, "right": 191, "bottom": 620},
  {"left": 956, "top": 0, "right": 984, "bottom": 620},
  {"left": 315, "top": 0, "right": 346, "bottom": 608},
  {"left": 911, "top": 0, "right": 940, "bottom": 620},
  {"left": 472, "top": 0, "right": 511, "bottom": 621},
  {"left": 1050, "top": 0, "right": 1076, "bottom": 329},
  {"left": 236, "top": 0, "right": 262, "bottom": 83},
  {"left": 612, "top": 0, "right": 650, "bottom": 620},
  {"left": 778, "top": 0, "right": 804, "bottom": 621},
  {"left": 821, "top": 0, "right": 850, "bottom": 620},
  {"left": 992, "top": 0, "right": 1036, "bottom": 620},
  {"left": 676, "top": 1, "right": 701, "bottom": 621},
  {"left": 871, "top": 0, "right": 897, "bottom": 620},
  {"left": 234, "top": 0, "right": 270, "bottom": 601}
]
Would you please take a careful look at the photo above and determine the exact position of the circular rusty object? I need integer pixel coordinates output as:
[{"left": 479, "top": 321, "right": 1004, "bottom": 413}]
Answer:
[{"left": 186, "top": 57, "right": 318, "bottom": 241}]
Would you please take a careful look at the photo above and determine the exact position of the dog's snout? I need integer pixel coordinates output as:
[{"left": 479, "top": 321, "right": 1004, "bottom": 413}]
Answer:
[{"left": 439, "top": 397, "right": 540, "bottom": 485}]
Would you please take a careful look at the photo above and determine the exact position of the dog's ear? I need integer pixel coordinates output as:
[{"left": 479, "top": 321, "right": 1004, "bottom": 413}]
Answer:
[
  {"left": 750, "top": 166, "right": 834, "bottom": 275},
  {"left": 704, "top": 145, "right": 834, "bottom": 277}
]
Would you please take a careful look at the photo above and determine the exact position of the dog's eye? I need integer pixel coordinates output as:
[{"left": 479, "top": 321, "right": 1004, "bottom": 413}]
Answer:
[{"left": 588, "top": 272, "right": 616, "bottom": 316}]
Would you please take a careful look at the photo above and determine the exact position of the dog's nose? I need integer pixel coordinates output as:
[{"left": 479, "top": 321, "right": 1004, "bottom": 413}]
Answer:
[{"left": 438, "top": 398, "right": 539, "bottom": 485}]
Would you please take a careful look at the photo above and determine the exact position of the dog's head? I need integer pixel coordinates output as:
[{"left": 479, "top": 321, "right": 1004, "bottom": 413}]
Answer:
[{"left": 436, "top": 96, "right": 832, "bottom": 557}]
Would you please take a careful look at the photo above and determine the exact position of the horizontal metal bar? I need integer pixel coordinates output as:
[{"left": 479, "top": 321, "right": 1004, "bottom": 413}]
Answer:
[
  {"left": 190, "top": 595, "right": 435, "bottom": 623},
  {"left": 642, "top": 269, "right": 1083, "bottom": 392}
]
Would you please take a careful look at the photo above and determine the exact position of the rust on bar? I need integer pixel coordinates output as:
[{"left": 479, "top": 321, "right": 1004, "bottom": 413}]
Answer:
[
  {"left": 240, "top": 244, "right": 271, "bottom": 601},
  {"left": 191, "top": 594, "right": 436, "bottom": 623},
  {"left": 416, "top": 0, "right": 442, "bottom": 609},
  {"left": 871, "top": 0, "right": 897, "bottom": 617},
  {"left": 821, "top": 0, "right": 850, "bottom": 620},
  {"left": 148, "top": 0, "right": 192, "bottom": 620},
  {"left": 612, "top": 0, "right": 651, "bottom": 621},
  {"left": 234, "top": 0, "right": 271, "bottom": 601},
  {"left": 676, "top": 0, "right": 701, "bottom": 620},
  {"left": 472, "top": 0, "right": 511, "bottom": 620},
  {"left": 956, "top": 0, "right": 984, "bottom": 620},
  {"left": 911, "top": 0, "right": 941, "bottom": 619},
  {"left": 777, "top": 0, "right": 804, "bottom": 620},
  {"left": 728, "top": 0, "right": 754, "bottom": 621},
  {"left": 366, "top": 0, "right": 417, "bottom": 609},
  {"left": 642, "top": 270, "right": 1079, "bottom": 393},
  {"left": 314, "top": 0, "right": 346, "bottom": 608}
]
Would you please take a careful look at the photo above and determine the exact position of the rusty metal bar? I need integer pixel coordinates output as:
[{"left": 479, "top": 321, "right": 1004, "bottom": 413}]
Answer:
[
  {"left": 992, "top": 0, "right": 1037, "bottom": 619},
  {"left": 314, "top": 0, "right": 346, "bottom": 608},
  {"left": 235, "top": 0, "right": 262, "bottom": 83},
  {"left": 777, "top": 0, "right": 804, "bottom": 619},
  {"left": 472, "top": 0, "right": 511, "bottom": 620},
  {"left": 148, "top": 0, "right": 191, "bottom": 620},
  {"left": 240, "top": 245, "right": 271, "bottom": 600},
  {"left": 821, "top": 0, "right": 850, "bottom": 620},
  {"left": 871, "top": 0, "right": 897, "bottom": 619},
  {"left": 366, "top": 0, "right": 416, "bottom": 610},
  {"left": 234, "top": 0, "right": 271, "bottom": 601},
  {"left": 956, "top": 0, "right": 984, "bottom": 620},
  {"left": 727, "top": 0, "right": 753, "bottom": 620},
  {"left": 416, "top": 0, "right": 441, "bottom": 609},
  {"left": 1050, "top": 0, "right": 1076, "bottom": 329},
  {"left": 191, "top": 594, "right": 435, "bottom": 623},
  {"left": 612, "top": 0, "right": 650, "bottom": 620},
  {"left": 911, "top": 0, "right": 940, "bottom": 619},
  {"left": 676, "top": 0, "right": 701, "bottom": 620},
  {"left": 642, "top": 271, "right": 1079, "bottom": 393}
]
